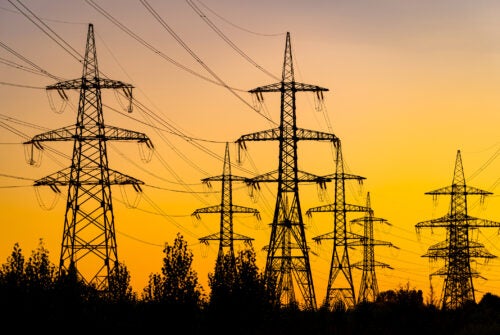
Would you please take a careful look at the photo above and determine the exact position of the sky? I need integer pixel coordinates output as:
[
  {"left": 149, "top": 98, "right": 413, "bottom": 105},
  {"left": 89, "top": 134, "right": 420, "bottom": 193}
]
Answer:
[{"left": 1, "top": 0, "right": 500, "bottom": 304}]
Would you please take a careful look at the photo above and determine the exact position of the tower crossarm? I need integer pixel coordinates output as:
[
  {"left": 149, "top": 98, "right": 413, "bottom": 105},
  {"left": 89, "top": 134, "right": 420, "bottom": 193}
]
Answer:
[
  {"left": 350, "top": 216, "right": 387, "bottom": 224},
  {"left": 313, "top": 230, "right": 365, "bottom": 243},
  {"left": 352, "top": 260, "right": 392, "bottom": 270},
  {"left": 416, "top": 214, "right": 500, "bottom": 231},
  {"left": 312, "top": 231, "right": 333, "bottom": 242},
  {"left": 24, "top": 125, "right": 77, "bottom": 144},
  {"left": 201, "top": 175, "right": 247, "bottom": 183},
  {"left": 103, "top": 125, "right": 152, "bottom": 143},
  {"left": 295, "top": 128, "right": 338, "bottom": 142},
  {"left": 47, "top": 78, "right": 133, "bottom": 90},
  {"left": 322, "top": 172, "right": 366, "bottom": 182},
  {"left": 423, "top": 240, "right": 452, "bottom": 260},
  {"left": 237, "top": 128, "right": 280, "bottom": 144},
  {"left": 431, "top": 266, "right": 481, "bottom": 277},
  {"left": 468, "top": 242, "right": 497, "bottom": 258},
  {"left": 425, "top": 184, "right": 493, "bottom": 196},
  {"left": 249, "top": 81, "right": 328, "bottom": 93},
  {"left": 349, "top": 238, "right": 394, "bottom": 248},
  {"left": 199, "top": 232, "right": 253, "bottom": 243},
  {"left": 236, "top": 127, "right": 338, "bottom": 146},
  {"left": 423, "top": 240, "right": 496, "bottom": 259},
  {"left": 192, "top": 204, "right": 260, "bottom": 218},
  {"left": 306, "top": 203, "right": 369, "bottom": 217},
  {"left": 465, "top": 216, "right": 500, "bottom": 228},
  {"left": 34, "top": 167, "right": 144, "bottom": 187},
  {"left": 192, "top": 205, "right": 223, "bottom": 217},
  {"left": 244, "top": 170, "right": 331, "bottom": 186},
  {"left": 24, "top": 125, "right": 151, "bottom": 145}
]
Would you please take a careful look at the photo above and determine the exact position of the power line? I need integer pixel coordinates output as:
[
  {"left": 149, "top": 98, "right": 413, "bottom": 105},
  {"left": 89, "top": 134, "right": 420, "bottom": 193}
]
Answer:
[
  {"left": 139, "top": 0, "right": 276, "bottom": 125},
  {"left": 186, "top": 0, "right": 279, "bottom": 80},
  {"left": 7, "top": 0, "right": 83, "bottom": 63},
  {"left": 0, "top": 81, "right": 44, "bottom": 89},
  {"left": 84, "top": 0, "right": 243, "bottom": 91},
  {"left": 193, "top": 0, "right": 285, "bottom": 37},
  {"left": 0, "top": 5, "right": 87, "bottom": 25},
  {"left": 0, "top": 41, "right": 63, "bottom": 80}
]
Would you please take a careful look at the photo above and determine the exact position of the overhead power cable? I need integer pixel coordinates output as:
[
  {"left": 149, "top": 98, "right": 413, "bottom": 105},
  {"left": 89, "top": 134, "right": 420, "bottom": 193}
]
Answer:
[
  {"left": 186, "top": 0, "right": 279, "bottom": 80},
  {"left": 193, "top": 0, "right": 285, "bottom": 37},
  {"left": 84, "top": 0, "right": 239, "bottom": 91},
  {"left": 7, "top": 0, "right": 83, "bottom": 63},
  {"left": 0, "top": 41, "right": 63, "bottom": 81},
  {"left": 139, "top": 0, "right": 276, "bottom": 125},
  {"left": 0, "top": 81, "right": 44, "bottom": 89}
]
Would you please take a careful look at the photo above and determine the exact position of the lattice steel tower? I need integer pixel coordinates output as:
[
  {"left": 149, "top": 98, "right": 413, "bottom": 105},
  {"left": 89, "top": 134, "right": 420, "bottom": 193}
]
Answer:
[
  {"left": 236, "top": 32, "right": 338, "bottom": 310},
  {"left": 192, "top": 143, "right": 258, "bottom": 280},
  {"left": 24, "top": 24, "right": 152, "bottom": 291},
  {"left": 350, "top": 192, "right": 394, "bottom": 304},
  {"left": 416, "top": 150, "right": 500, "bottom": 309},
  {"left": 307, "top": 140, "right": 366, "bottom": 310}
]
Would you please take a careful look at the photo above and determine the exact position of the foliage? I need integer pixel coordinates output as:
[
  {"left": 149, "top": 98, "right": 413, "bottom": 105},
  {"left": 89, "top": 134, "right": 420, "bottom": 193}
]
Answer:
[
  {"left": 0, "top": 240, "right": 499, "bottom": 334},
  {"left": 142, "top": 233, "right": 205, "bottom": 308},
  {"left": 108, "top": 262, "right": 136, "bottom": 303},
  {"left": 208, "top": 247, "right": 272, "bottom": 313}
]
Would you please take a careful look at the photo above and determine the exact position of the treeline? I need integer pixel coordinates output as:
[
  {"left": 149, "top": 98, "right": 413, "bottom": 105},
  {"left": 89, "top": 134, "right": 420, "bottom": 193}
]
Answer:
[{"left": 1, "top": 236, "right": 499, "bottom": 335}]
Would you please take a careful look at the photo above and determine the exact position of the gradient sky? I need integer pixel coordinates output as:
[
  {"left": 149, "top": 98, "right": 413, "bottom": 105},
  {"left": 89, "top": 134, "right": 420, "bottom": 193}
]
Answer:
[{"left": 1, "top": 0, "right": 499, "bottom": 303}]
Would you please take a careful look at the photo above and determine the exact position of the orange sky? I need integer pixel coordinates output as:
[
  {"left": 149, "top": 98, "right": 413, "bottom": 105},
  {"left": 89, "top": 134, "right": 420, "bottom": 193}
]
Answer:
[{"left": 1, "top": 0, "right": 499, "bottom": 304}]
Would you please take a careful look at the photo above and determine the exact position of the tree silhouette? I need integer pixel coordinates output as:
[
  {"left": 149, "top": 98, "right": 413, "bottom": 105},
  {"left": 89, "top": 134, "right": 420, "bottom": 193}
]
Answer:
[
  {"left": 108, "top": 262, "right": 136, "bottom": 303},
  {"left": 25, "top": 239, "right": 57, "bottom": 293},
  {"left": 142, "top": 233, "right": 205, "bottom": 308}
]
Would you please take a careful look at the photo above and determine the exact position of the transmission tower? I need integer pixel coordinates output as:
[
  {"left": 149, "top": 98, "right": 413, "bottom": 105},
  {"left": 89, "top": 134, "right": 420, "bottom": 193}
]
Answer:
[
  {"left": 24, "top": 23, "right": 153, "bottom": 292},
  {"left": 236, "top": 32, "right": 338, "bottom": 310},
  {"left": 307, "top": 140, "right": 366, "bottom": 310},
  {"left": 416, "top": 150, "right": 500, "bottom": 309},
  {"left": 192, "top": 142, "right": 258, "bottom": 280},
  {"left": 350, "top": 192, "right": 394, "bottom": 304}
]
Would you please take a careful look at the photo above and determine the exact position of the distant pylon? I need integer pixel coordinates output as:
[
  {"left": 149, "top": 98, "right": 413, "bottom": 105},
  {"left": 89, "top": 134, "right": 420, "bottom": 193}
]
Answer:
[
  {"left": 416, "top": 150, "right": 500, "bottom": 309},
  {"left": 24, "top": 23, "right": 153, "bottom": 292},
  {"left": 236, "top": 32, "right": 338, "bottom": 310},
  {"left": 307, "top": 140, "right": 366, "bottom": 310},
  {"left": 192, "top": 143, "right": 258, "bottom": 279},
  {"left": 350, "top": 192, "right": 395, "bottom": 304}
]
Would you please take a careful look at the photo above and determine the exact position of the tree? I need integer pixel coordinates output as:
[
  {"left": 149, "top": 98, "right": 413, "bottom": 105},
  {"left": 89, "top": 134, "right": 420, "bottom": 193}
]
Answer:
[
  {"left": 24, "top": 239, "right": 57, "bottom": 293},
  {"left": 108, "top": 262, "right": 136, "bottom": 303},
  {"left": 233, "top": 247, "right": 272, "bottom": 312},
  {"left": 142, "top": 233, "right": 205, "bottom": 308},
  {"left": 0, "top": 242, "right": 26, "bottom": 290},
  {"left": 208, "top": 247, "right": 271, "bottom": 310},
  {"left": 208, "top": 253, "right": 237, "bottom": 309}
]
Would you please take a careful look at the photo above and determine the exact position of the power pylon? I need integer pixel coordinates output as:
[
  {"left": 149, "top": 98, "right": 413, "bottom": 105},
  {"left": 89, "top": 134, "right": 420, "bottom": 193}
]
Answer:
[
  {"left": 307, "top": 140, "right": 366, "bottom": 310},
  {"left": 24, "top": 24, "right": 153, "bottom": 292},
  {"left": 192, "top": 143, "right": 258, "bottom": 279},
  {"left": 236, "top": 32, "right": 338, "bottom": 310},
  {"left": 350, "top": 192, "right": 394, "bottom": 304},
  {"left": 416, "top": 150, "right": 500, "bottom": 309}
]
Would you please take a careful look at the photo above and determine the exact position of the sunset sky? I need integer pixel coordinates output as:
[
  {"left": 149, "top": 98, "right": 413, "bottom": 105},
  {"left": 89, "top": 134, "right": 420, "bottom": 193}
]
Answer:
[{"left": 1, "top": 0, "right": 499, "bottom": 304}]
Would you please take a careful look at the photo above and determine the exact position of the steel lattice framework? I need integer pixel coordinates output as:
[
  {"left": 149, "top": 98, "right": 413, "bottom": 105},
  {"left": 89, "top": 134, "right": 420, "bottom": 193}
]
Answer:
[
  {"left": 307, "top": 141, "right": 366, "bottom": 310},
  {"left": 192, "top": 143, "right": 258, "bottom": 279},
  {"left": 350, "top": 192, "right": 394, "bottom": 304},
  {"left": 24, "top": 24, "right": 152, "bottom": 292},
  {"left": 236, "top": 32, "right": 338, "bottom": 310},
  {"left": 416, "top": 150, "right": 500, "bottom": 309}
]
